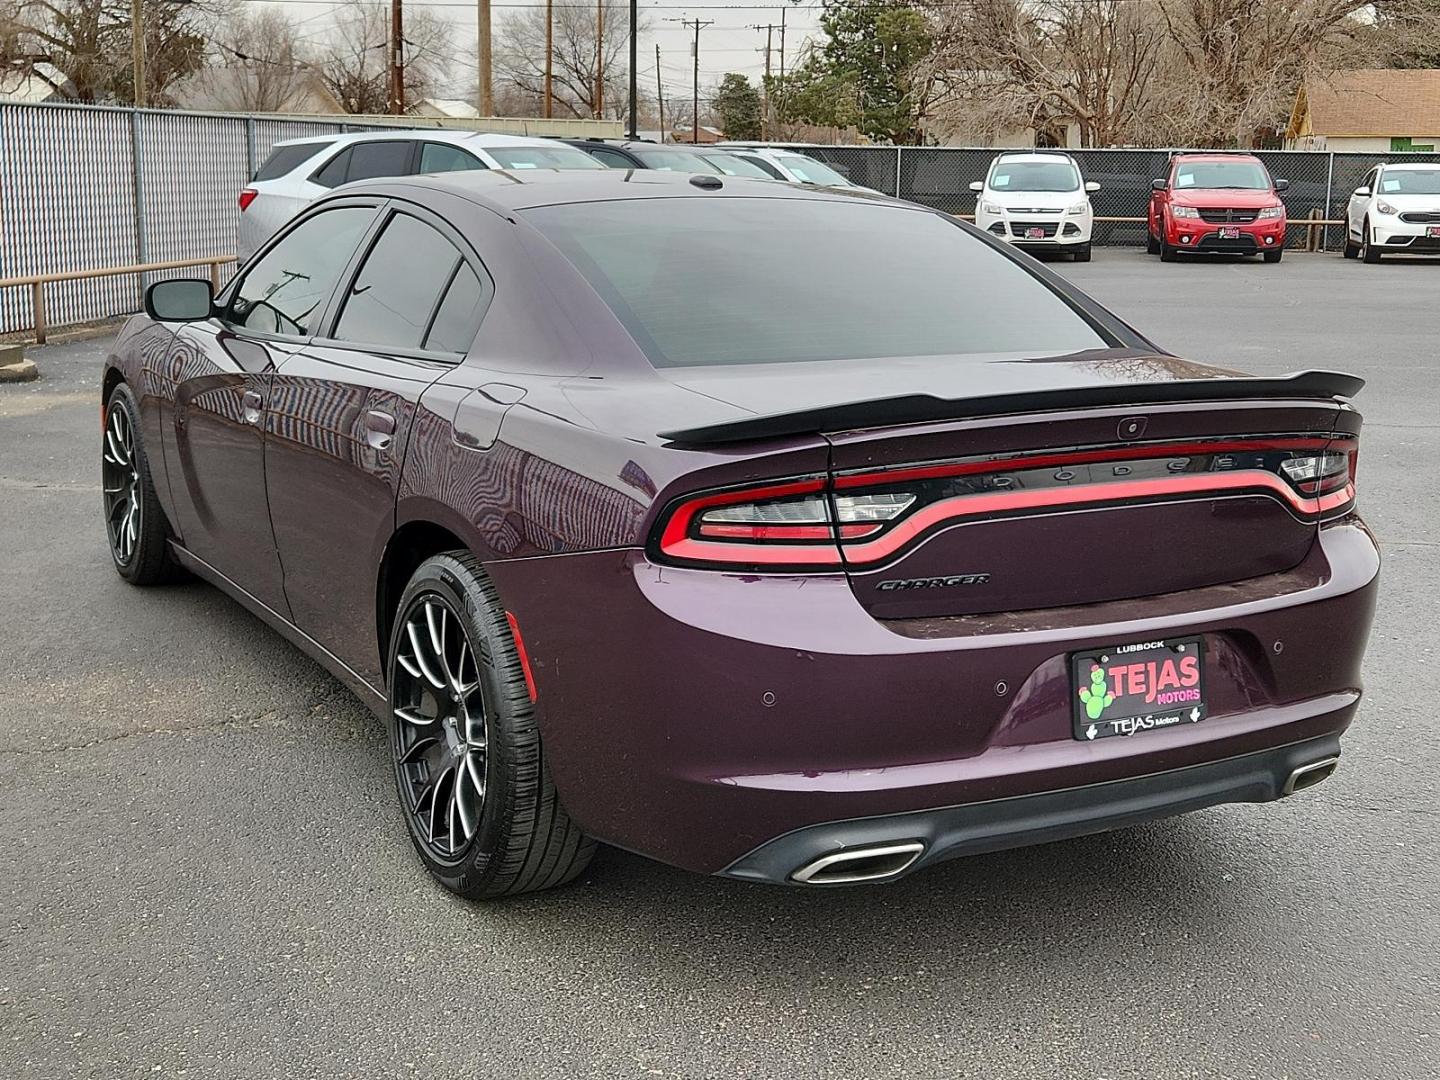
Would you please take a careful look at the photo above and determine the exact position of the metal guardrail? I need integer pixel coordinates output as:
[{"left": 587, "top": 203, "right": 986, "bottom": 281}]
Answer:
[{"left": 0, "top": 256, "right": 235, "bottom": 344}]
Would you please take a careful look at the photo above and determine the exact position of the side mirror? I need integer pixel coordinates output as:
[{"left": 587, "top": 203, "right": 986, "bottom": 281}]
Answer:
[
  {"left": 1274, "top": 178, "right": 1290, "bottom": 191},
  {"left": 1151, "top": 178, "right": 1167, "bottom": 191},
  {"left": 1085, "top": 180, "right": 1101, "bottom": 193},
  {"left": 969, "top": 181, "right": 984, "bottom": 192},
  {"left": 1353, "top": 186, "right": 1371, "bottom": 198},
  {"left": 145, "top": 279, "right": 214, "bottom": 322}
]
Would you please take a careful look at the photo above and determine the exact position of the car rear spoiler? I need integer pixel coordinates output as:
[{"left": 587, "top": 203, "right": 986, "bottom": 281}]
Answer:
[{"left": 658, "top": 370, "right": 1364, "bottom": 446}]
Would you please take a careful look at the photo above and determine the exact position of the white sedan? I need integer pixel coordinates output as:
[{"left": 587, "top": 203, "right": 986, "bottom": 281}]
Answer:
[{"left": 1345, "top": 162, "right": 1440, "bottom": 262}]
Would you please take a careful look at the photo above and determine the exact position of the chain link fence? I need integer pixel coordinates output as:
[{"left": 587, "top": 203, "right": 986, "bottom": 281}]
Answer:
[{"left": 5, "top": 99, "right": 1440, "bottom": 336}]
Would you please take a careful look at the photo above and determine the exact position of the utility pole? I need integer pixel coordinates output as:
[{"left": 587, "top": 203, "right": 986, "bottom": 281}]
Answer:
[
  {"left": 779, "top": 5, "right": 787, "bottom": 83},
  {"left": 131, "top": 0, "right": 146, "bottom": 107},
  {"left": 594, "top": 0, "right": 604, "bottom": 117},
  {"left": 666, "top": 18, "right": 712, "bottom": 144},
  {"left": 627, "top": 0, "right": 637, "bottom": 138},
  {"left": 544, "top": 0, "right": 553, "bottom": 119},
  {"left": 477, "top": 0, "right": 492, "bottom": 115},
  {"left": 655, "top": 44, "right": 665, "bottom": 143},
  {"left": 389, "top": 0, "right": 405, "bottom": 115},
  {"left": 751, "top": 22, "right": 778, "bottom": 140}
]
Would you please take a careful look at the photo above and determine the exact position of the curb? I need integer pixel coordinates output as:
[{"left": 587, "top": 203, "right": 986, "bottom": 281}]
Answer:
[{"left": 0, "top": 358, "right": 40, "bottom": 383}]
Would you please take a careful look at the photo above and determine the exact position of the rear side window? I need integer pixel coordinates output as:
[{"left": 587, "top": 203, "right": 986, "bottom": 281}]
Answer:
[
  {"left": 419, "top": 143, "right": 487, "bottom": 174},
  {"left": 334, "top": 212, "right": 483, "bottom": 351},
  {"left": 347, "top": 141, "right": 416, "bottom": 181},
  {"left": 313, "top": 148, "right": 352, "bottom": 188},
  {"left": 255, "top": 142, "right": 331, "bottom": 181},
  {"left": 737, "top": 154, "right": 783, "bottom": 179},
  {"left": 527, "top": 198, "right": 1109, "bottom": 368},
  {"left": 587, "top": 147, "right": 635, "bottom": 169},
  {"left": 425, "top": 265, "right": 486, "bottom": 353},
  {"left": 228, "top": 207, "right": 375, "bottom": 336}
]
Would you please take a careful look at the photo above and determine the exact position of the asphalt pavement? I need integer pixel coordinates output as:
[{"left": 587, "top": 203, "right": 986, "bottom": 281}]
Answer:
[{"left": 2, "top": 248, "right": 1436, "bottom": 1079}]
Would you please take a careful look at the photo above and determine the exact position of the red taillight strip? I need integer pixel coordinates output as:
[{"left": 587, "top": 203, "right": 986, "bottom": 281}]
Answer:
[
  {"left": 840, "top": 472, "right": 1353, "bottom": 565},
  {"left": 696, "top": 522, "right": 881, "bottom": 540},
  {"left": 832, "top": 437, "right": 1347, "bottom": 490}
]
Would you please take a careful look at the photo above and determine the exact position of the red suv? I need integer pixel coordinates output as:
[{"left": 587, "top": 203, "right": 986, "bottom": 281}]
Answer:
[{"left": 1148, "top": 153, "right": 1290, "bottom": 263}]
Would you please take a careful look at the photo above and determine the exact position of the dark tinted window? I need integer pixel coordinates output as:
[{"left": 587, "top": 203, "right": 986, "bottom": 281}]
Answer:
[
  {"left": 587, "top": 147, "right": 635, "bottom": 169},
  {"left": 334, "top": 213, "right": 462, "bottom": 349},
  {"left": 228, "top": 207, "right": 374, "bottom": 336},
  {"left": 419, "top": 143, "right": 486, "bottom": 173},
  {"left": 313, "top": 148, "right": 351, "bottom": 188},
  {"left": 255, "top": 141, "right": 331, "bottom": 181},
  {"left": 736, "top": 153, "right": 783, "bottom": 179},
  {"left": 527, "top": 198, "right": 1108, "bottom": 368},
  {"left": 424, "top": 265, "right": 486, "bottom": 353},
  {"left": 347, "top": 141, "right": 416, "bottom": 181}
]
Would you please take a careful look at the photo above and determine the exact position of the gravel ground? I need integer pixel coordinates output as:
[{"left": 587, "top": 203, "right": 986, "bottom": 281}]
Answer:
[{"left": 2, "top": 248, "right": 1436, "bottom": 1079}]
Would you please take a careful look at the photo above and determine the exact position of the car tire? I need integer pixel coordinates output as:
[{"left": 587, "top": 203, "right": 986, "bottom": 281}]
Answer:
[
  {"left": 1342, "top": 234, "right": 1360, "bottom": 259},
  {"left": 1362, "top": 219, "right": 1381, "bottom": 263},
  {"left": 1146, "top": 230, "right": 1160, "bottom": 255},
  {"left": 1263, "top": 248, "right": 1283, "bottom": 263},
  {"left": 102, "top": 382, "right": 185, "bottom": 586},
  {"left": 1159, "top": 234, "right": 1178, "bottom": 262},
  {"left": 386, "top": 551, "right": 595, "bottom": 899},
  {"left": 1073, "top": 244, "right": 1092, "bottom": 262}
]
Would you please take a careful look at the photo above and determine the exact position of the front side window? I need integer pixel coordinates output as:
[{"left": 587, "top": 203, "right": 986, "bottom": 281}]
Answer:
[
  {"left": 705, "top": 153, "right": 773, "bottom": 179},
  {"left": 419, "top": 143, "right": 487, "bottom": 174},
  {"left": 989, "top": 160, "right": 1081, "bottom": 193},
  {"left": 736, "top": 154, "right": 784, "bottom": 179},
  {"left": 334, "top": 212, "right": 476, "bottom": 350},
  {"left": 1174, "top": 160, "right": 1271, "bottom": 190},
  {"left": 527, "top": 198, "right": 1109, "bottom": 368},
  {"left": 228, "top": 207, "right": 375, "bottom": 336},
  {"left": 587, "top": 147, "right": 635, "bottom": 169},
  {"left": 488, "top": 145, "right": 606, "bottom": 171},
  {"left": 775, "top": 155, "right": 849, "bottom": 186}
]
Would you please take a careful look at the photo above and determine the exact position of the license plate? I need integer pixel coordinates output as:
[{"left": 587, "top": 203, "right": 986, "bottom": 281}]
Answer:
[
  {"left": 1218, "top": 227, "right": 1242, "bottom": 239},
  {"left": 1428, "top": 226, "right": 1440, "bottom": 238},
  {"left": 1071, "top": 637, "right": 1207, "bottom": 741},
  {"left": 1025, "top": 227, "right": 1046, "bottom": 239}
]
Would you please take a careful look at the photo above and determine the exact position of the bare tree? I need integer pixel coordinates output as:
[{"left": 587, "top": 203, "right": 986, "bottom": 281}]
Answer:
[
  {"left": 313, "top": 0, "right": 451, "bottom": 114},
  {"left": 1, "top": 0, "right": 215, "bottom": 103},
  {"left": 170, "top": 6, "right": 318, "bottom": 112},
  {"left": 493, "top": 0, "right": 638, "bottom": 119}
]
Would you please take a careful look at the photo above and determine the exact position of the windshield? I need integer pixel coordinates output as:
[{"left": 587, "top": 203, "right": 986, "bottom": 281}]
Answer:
[
  {"left": 775, "top": 155, "right": 850, "bottom": 186},
  {"left": 1174, "top": 160, "right": 1271, "bottom": 190},
  {"left": 489, "top": 145, "right": 605, "bottom": 171},
  {"left": 704, "top": 153, "right": 774, "bottom": 179},
  {"left": 1380, "top": 169, "right": 1440, "bottom": 195},
  {"left": 633, "top": 149, "right": 725, "bottom": 174},
  {"left": 526, "top": 198, "right": 1108, "bottom": 367},
  {"left": 989, "top": 160, "right": 1081, "bottom": 193}
]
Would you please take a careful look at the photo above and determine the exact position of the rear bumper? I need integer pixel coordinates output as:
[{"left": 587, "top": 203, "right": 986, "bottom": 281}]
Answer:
[
  {"left": 723, "top": 734, "right": 1342, "bottom": 885},
  {"left": 487, "top": 521, "right": 1379, "bottom": 876}
]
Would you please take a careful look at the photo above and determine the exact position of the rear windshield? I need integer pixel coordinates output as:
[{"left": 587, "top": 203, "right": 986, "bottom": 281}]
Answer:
[
  {"left": 633, "top": 149, "right": 725, "bottom": 173},
  {"left": 1380, "top": 169, "right": 1440, "bottom": 195},
  {"left": 1175, "top": 160, "right": 1271, "bottom": 190},
  {"left": 526, "top": 197, "right": 1109, "bottom": 367},
  {"left": 489, "top": 145, "right": 605, "bottom": 170},
  {"left": 255, "top": 142, "right": 331, "bottom": 181},
  {"left": 705, "top": 153, "right": 774, "bottom": 179}
]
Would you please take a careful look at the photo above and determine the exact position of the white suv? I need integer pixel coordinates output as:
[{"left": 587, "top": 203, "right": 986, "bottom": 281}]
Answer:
[
  {"left": 237, "top": 131, "right": 605, "bottom": 262},
  {"left": 1344, "top": 161, "right": 1440, "bottom": 263},
  {"left": 969, "top": 152, "right": 1100, "bottom": 261}
]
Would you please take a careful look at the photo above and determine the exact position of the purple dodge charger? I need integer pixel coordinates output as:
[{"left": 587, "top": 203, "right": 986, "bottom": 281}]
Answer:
[{"left": 103, "top": 170, "right": 1378, "bottom": 897}]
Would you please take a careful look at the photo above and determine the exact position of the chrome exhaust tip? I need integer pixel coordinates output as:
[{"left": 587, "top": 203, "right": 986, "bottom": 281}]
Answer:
[
  {"left": 1283, "top": 756, "right": 1340, "bottom": 796},
  {"left": 790, "top": 841, "right": 925, "bottom": 885}
]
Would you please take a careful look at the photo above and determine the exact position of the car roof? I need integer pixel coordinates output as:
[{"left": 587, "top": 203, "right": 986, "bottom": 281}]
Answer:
[
  {"left": 993, "top": 151, "right": 1074, "bottom": 163},
  {"left": 1172, "top": 152, "right": 1263, "bottom": 163},
  {"left": 342, "top": 166, "right": 901, "bottom": 213},
  {"left": 274, "top": 129, "right": 563, "bottom": 150}
]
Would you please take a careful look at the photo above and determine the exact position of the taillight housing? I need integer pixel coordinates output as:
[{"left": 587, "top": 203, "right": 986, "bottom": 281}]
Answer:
[
  {"left": 654, "top": 435, "right": 1359, "bottom": 572},
  {"left": 238, "top": 188, "right": 258, "bottom": 211}
]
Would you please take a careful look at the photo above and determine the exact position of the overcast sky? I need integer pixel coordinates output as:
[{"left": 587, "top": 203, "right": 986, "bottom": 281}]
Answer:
[{"left": 254, "top": 0, "right": 824, "bottom": 110}]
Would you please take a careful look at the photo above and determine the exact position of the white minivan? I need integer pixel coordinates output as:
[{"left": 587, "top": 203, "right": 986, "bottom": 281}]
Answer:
[{"left": 970, "top": 151, "right": 1100, "bottom": 261}]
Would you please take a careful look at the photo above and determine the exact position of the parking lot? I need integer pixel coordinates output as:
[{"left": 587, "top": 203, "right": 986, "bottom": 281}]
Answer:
[{"left": 2, "top": 248, "right": 1436, "bottom": 1079}]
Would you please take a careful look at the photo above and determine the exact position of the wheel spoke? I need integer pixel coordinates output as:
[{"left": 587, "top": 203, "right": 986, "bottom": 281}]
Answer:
[
  {"left": 394, "top": 706, "right": 434, "bottom": 726},
  {"left": 426, "top": 766, "right": 452, "bottom": 845},
  {"left": 405, "top": 620, "right": 447, "bottom": 691},
  {"left": 397, "top": 736, "right": 438, "bottom": 764},
  {"left": 396, "top": 652, "right": 423, "bottom": 680},
  {"left": 454, "top": 763, "right": 475, "bottom": 841},
  {"left": 465, "top": 752, "right": 485, "bottom": 804},
  {"left": 105, "top": 430, "right": 127, "bottom": 466},
  {"left": 424, "top": 602, "right": 446, "bottom": 664}
]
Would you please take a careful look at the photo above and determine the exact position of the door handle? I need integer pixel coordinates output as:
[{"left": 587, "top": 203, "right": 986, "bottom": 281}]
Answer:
[
  {"left": 364, "top": 409, "right": 396, "bottom": 452},
  {"left": 241, "top": 389, "right": 264, "bottom": 426}
]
